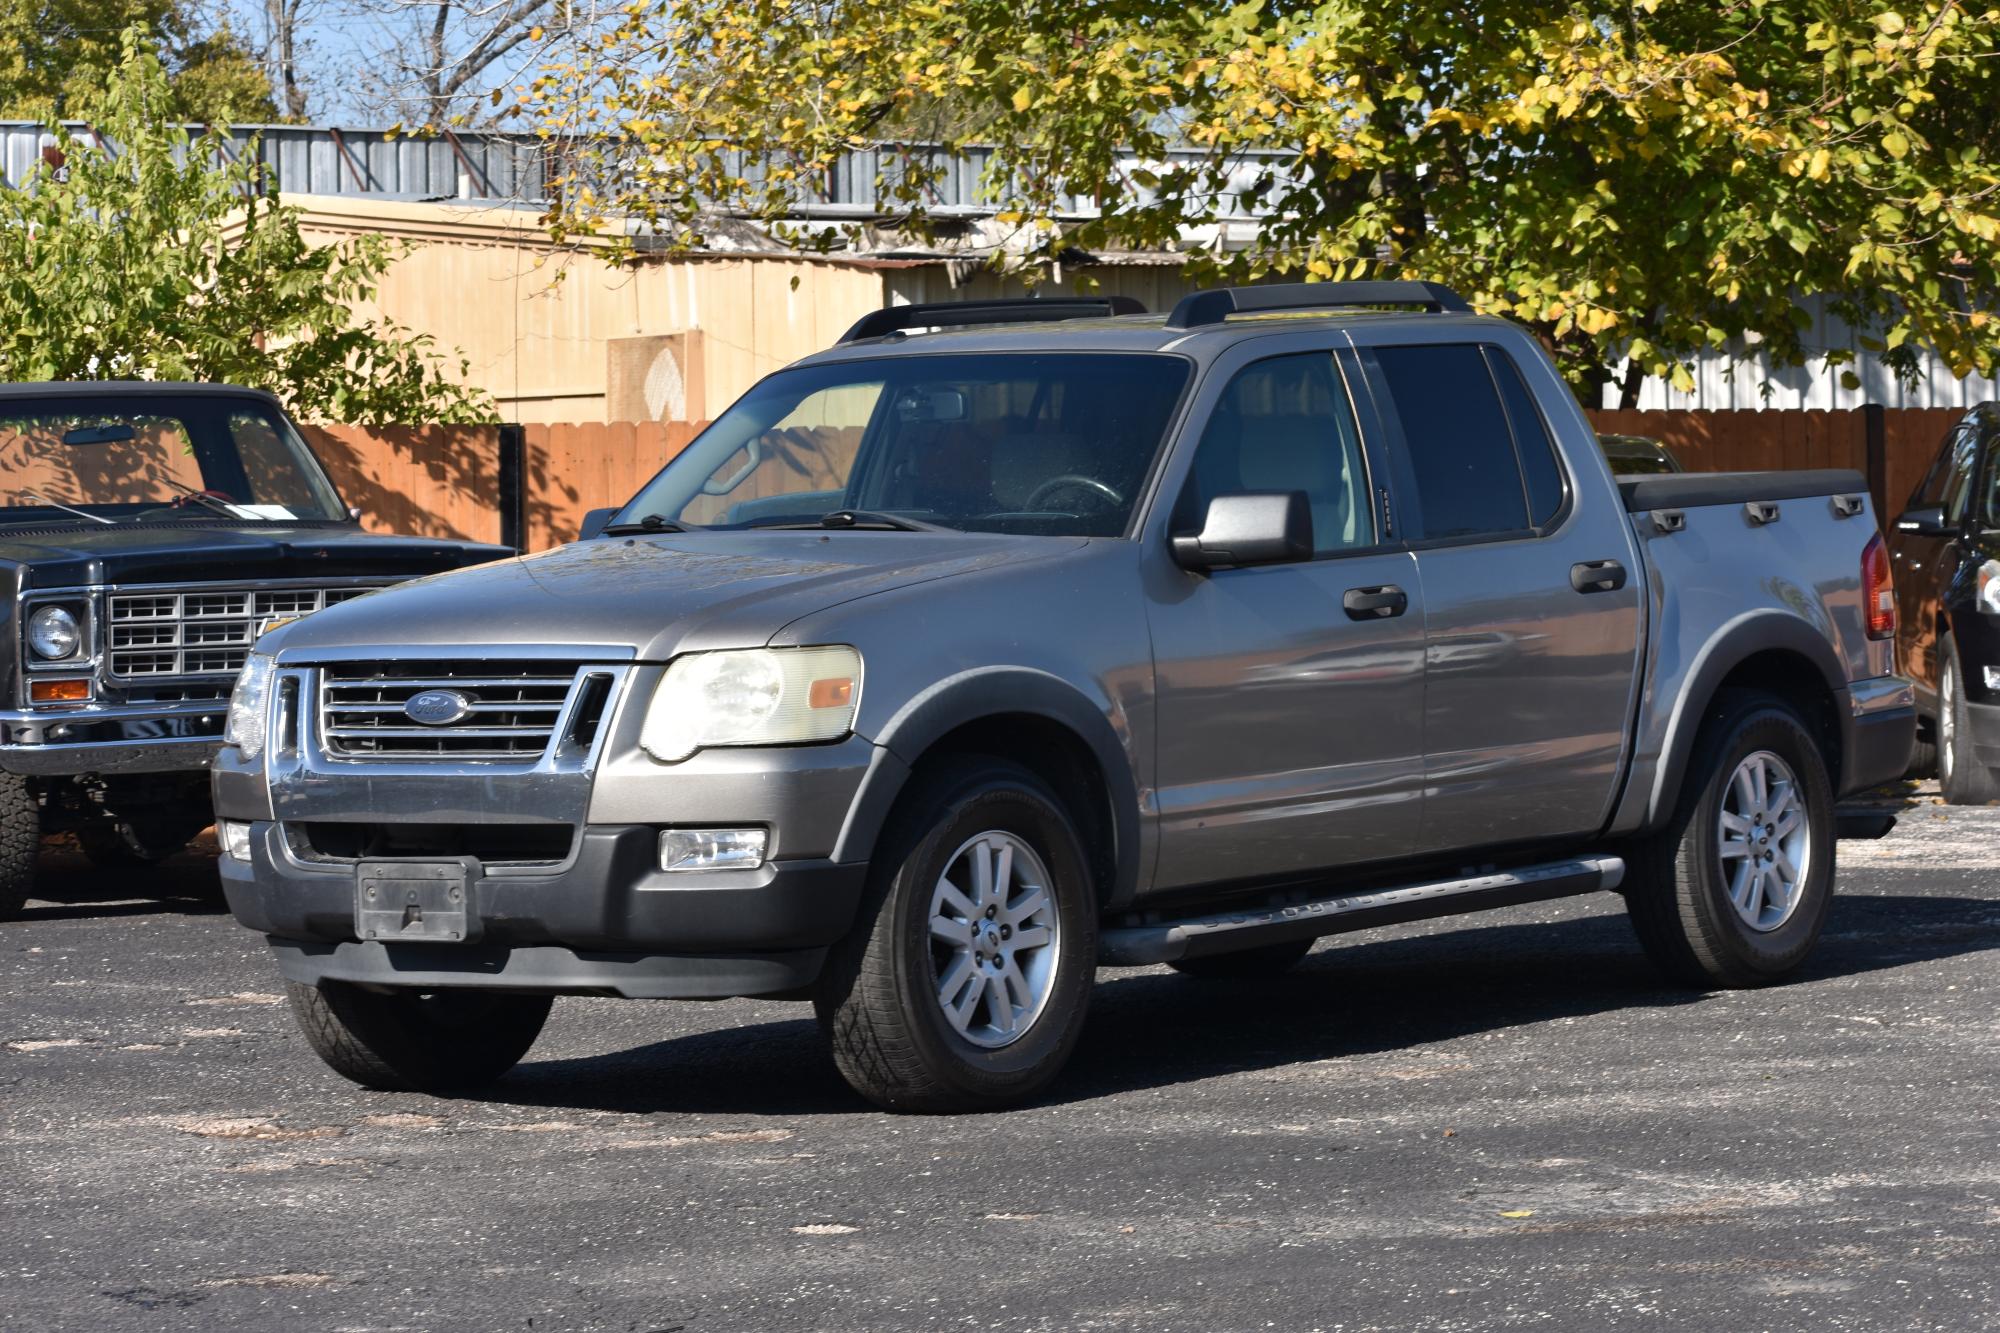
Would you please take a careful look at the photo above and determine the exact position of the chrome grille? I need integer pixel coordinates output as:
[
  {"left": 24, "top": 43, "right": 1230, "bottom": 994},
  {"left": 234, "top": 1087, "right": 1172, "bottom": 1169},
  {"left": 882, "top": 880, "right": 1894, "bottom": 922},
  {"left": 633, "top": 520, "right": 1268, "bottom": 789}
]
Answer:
[
  {"left": 317, "top": 660, "right": 592, "bottom": 761},
  {"left": 106, "top": 584, "right": 376, "bottom": 679}
]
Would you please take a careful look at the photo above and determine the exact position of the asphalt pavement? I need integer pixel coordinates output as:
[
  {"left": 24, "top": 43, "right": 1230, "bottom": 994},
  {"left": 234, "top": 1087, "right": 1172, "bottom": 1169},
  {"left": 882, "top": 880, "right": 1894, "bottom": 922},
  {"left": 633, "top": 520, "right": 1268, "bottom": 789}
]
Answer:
[{"left": 4, "top": 789, "right": 1998, "bottom": 1332}]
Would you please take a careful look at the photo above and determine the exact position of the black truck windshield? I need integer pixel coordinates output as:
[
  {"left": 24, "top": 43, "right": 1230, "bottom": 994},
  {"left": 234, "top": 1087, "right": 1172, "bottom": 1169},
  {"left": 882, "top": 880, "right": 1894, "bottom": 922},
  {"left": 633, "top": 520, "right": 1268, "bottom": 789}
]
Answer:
[
  {"left": 0, "top": 393, "right": 345, "bottom": 524},
  {"left": 614, "top": 353, "right": 1193, "bottom": 537}
]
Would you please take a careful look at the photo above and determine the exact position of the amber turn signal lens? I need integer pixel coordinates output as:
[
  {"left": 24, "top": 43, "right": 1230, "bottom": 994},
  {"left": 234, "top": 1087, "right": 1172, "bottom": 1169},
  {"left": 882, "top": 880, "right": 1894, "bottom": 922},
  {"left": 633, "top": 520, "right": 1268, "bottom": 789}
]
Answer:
[
  {"left": 807, "top": 676, "right": 854, "bottom": 710},
  {"left": 30, "top": 678, "right": 90, "bottom": 704}
]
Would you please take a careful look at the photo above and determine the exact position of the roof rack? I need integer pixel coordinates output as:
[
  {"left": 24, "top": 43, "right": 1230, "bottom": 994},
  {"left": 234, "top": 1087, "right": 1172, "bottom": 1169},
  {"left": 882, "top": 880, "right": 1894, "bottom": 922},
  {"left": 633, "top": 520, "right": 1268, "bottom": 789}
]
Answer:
[
  {"left": 1164, "top": 281, "right": 1470, "bottom": 331},
  {"left": 836, "top": 296, "right": 1148, "bottom": 345}
]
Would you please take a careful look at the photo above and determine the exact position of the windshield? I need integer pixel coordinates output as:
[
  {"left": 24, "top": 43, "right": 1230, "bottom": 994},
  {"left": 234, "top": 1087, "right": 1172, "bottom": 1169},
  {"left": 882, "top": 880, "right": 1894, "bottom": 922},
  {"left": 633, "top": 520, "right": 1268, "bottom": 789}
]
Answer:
[
  {"left": 0, "top": 393, "right": 345, "bottom": 524},
  {"left": 615, "top": 353, "right": 1193, "bottom": 536}
]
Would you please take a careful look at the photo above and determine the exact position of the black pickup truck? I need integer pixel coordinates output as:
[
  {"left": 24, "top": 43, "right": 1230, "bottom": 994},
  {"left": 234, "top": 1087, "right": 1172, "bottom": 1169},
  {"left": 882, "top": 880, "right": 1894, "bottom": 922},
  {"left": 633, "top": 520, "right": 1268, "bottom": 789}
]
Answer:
[{"left": 0, "top": 383, "right": 506, "bottom": 917}]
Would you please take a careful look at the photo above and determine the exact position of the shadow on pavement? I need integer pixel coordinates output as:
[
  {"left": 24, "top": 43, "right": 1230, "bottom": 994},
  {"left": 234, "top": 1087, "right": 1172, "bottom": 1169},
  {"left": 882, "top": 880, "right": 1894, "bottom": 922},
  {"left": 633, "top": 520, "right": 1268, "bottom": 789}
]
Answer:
[
  {"left": 14, "top": 839, "right": 227, "bottom": 923},
  {"left": 473, "top": 888, "right": 2000, "bottom": 1118}
]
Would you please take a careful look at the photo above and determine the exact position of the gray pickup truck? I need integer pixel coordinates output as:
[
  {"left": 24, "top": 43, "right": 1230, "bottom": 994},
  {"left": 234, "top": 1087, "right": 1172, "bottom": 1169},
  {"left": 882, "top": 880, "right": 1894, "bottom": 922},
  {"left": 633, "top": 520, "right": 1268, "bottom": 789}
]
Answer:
[{"left": 214, "top": 283, "right": 1914, "bottom": 1112}]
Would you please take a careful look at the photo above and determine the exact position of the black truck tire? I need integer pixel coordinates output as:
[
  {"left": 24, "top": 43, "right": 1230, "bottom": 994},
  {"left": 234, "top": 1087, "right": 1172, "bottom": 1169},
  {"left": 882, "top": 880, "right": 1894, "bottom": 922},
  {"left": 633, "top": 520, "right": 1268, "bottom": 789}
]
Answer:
[
  {"left": 1625, "top": 689, "right": 1835, "bottom": 988},
  {"left": 1168, "top": 937, "right": 1314, "bottom": 979},
  {"left": 1937, "top": 637, "right": 2000, "bottom": 805},
  {"left": 286, "top": 980, "right": 552, "bottom": 1093},
  {"left": 0, "top": 771, "right": 40, "bottom": 920},
  {"left": 815, "top": 756, "right": 1097, "bottom": 1113}
]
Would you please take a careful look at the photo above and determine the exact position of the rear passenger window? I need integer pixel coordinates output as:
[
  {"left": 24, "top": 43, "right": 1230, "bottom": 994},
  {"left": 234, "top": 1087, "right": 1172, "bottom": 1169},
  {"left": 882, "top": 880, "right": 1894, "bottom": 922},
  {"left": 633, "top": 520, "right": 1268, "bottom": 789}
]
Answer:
[
  {"left": 1487, "top": 351, "right": 1566, "bottom": 525},
  {"left": 1174, "top": 352, "right": 1373, "bottom": 555},
  {"left": 1371, "top": 344, "right": 1537, "bottom": 540}
]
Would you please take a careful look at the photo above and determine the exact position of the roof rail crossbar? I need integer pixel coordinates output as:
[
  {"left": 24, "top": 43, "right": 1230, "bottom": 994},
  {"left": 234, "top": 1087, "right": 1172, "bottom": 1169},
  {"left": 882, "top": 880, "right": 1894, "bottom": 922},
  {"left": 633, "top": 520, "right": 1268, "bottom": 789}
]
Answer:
[
  {"left": 1165, "top": 281, "right": 1470, "bottom": 331},
  {"left": 837, "top": 296, "right": 1147, "bottom": 344}
]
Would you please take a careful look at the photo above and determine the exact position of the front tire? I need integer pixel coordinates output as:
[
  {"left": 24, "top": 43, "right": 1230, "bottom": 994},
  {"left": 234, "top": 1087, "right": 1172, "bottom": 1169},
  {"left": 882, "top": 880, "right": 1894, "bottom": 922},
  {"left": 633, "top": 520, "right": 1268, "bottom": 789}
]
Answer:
[
  {"left": 0, "top": 772, "right": 39, "bottom": 920},
  {"left": 286, "top": 980, "right": 552, "bottom": 1093},
  {"left": 1625, "top": 690, "right": 1835, "bottom": 988},
  {"left": 1937, "top": 638, "right": 2000, "bottom": 805},
  {"left": 814, "top": 756, "right": 1098, "bottom": 1113}
]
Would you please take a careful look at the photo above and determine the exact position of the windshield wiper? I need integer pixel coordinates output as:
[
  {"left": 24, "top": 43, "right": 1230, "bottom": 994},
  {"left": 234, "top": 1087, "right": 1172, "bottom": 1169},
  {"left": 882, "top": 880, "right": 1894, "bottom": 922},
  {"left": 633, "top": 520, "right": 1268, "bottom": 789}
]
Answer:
[
  {"left": 818, "top": 509, "right": 948, "bottom": 532},
  {"left": 162, "top": 479, "right": 249, "bottom": 519},
  {"left": 17, "top": 490, "right": 115, "bottom": 525},
  {"left": 603, "top": 513, "right": 690, "bottom": 534}
]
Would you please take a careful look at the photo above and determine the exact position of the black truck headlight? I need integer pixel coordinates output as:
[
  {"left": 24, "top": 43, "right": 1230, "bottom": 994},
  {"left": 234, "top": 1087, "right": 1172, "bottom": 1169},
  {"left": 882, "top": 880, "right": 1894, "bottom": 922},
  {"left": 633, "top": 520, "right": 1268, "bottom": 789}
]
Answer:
[{"left": 27, "top": 605, "right": 82, "bottom": 660}]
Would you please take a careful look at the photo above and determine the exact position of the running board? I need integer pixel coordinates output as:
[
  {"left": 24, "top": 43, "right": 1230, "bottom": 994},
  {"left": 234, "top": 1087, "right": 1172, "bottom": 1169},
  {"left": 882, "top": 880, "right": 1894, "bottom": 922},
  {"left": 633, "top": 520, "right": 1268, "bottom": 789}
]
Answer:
[{"left": 1097, "top": 856, "right": 1626, "bottom": 967}]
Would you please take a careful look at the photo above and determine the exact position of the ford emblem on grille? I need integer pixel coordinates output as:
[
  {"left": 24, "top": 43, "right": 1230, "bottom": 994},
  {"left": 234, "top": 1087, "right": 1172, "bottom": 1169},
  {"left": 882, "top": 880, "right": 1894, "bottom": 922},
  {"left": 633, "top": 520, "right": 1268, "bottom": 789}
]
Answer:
[{"left": 403, "top": 689, "right": 474, "bottom": 727}]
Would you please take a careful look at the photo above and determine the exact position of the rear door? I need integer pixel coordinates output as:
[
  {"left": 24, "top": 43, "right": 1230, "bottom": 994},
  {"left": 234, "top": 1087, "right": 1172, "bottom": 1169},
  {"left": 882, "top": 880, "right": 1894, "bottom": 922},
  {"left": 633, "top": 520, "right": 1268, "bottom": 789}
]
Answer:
[{"left": 1356, "top": 340, "right": 1644, "bottom": 852}]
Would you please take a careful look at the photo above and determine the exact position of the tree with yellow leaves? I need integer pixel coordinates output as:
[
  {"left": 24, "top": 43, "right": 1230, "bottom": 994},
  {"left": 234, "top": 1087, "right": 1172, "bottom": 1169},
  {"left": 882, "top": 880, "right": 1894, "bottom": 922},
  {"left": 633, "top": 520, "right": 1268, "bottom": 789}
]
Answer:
[{"left": 531, "top": 1, "right": 2000, "bottom": 406}]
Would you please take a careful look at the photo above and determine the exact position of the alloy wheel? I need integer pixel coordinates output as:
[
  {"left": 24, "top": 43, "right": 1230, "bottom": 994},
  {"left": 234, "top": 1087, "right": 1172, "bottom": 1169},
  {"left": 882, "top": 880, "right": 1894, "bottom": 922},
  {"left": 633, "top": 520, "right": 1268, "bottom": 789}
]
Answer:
[{"left": 927, "top": 831, "right": 1061, "bottom": 1049}]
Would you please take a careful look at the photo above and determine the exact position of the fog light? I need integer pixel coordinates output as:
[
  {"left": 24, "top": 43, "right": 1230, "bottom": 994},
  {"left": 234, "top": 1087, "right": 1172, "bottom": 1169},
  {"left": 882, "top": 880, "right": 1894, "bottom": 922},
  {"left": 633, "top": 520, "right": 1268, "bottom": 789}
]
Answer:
[
  {"left": 659, "top": 827, "right": 767, "bottom": 873},
  {"left": 1985, "top": 666, "right": 2000, "bottom": 692},
  {"left": 220, "top": 820, "right": 253, "bottom": 862}
]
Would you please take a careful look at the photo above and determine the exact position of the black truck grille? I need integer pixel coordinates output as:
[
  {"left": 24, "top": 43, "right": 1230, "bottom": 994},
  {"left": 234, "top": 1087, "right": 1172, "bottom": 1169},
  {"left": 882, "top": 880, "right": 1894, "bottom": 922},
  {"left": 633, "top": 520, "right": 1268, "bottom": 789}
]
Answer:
[
  {"left": 317, "top": 660, "right": 602, "bottom": 761},
  {"left": 107, "top": 584, "right": 376, "bottom": 679}
]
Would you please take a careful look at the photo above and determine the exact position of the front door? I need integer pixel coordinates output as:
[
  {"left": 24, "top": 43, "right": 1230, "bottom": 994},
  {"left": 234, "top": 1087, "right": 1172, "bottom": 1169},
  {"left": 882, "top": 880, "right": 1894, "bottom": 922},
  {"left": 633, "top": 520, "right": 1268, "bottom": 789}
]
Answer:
[
  {"left": 1147, "top": 347, "right": 1428, "bottom": 891},
  {"left": 1357, "top": 339, "right": 1644, "bottom": 853}
]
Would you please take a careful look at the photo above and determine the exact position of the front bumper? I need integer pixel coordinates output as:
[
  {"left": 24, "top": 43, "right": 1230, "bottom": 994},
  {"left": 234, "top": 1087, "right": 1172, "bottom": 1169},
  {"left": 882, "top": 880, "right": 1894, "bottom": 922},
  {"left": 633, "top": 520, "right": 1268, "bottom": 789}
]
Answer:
[
  {"left": 222, "top": 821, "right": 867, "bottom": 998},
  {"left": 0, "top": 704, "right": 226, "bottom": 775}
]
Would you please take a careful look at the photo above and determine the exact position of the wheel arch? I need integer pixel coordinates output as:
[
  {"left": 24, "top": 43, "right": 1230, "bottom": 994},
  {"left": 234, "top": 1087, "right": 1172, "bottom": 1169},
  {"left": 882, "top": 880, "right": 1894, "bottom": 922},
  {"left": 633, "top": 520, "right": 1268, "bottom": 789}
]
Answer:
[
  {"left": 833, "top": 669, "right": 1141, "bottom": 911},
  {"left": 1623, "top": 613, "right": 1849, "bottom": 831}
]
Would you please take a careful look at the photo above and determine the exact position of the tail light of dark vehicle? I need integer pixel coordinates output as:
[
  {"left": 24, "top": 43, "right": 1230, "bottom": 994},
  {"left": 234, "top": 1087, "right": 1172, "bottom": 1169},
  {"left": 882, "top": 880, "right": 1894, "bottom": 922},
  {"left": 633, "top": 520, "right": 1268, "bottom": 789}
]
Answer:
[{"left": 1863, "top": 533, "right": 1895, "bottom": 640}]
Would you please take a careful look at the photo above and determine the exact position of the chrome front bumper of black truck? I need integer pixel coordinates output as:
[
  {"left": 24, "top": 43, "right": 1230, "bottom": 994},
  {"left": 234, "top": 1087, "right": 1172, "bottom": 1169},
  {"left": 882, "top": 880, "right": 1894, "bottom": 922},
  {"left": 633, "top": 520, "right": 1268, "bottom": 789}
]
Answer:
[{"left": 0, "top": 703, "right": 227, "bottom": 774}]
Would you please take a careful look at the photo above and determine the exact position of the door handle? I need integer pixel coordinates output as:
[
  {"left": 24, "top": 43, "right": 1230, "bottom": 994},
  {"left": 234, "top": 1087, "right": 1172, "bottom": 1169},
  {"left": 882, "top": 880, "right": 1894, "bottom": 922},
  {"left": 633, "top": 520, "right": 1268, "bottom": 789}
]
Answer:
[
  {"left": 1343, "top": 585, "right": 1409, "bottom": 619},
  {"left": 1570, "top": 559, "right": 1627, "bottom": 594}
]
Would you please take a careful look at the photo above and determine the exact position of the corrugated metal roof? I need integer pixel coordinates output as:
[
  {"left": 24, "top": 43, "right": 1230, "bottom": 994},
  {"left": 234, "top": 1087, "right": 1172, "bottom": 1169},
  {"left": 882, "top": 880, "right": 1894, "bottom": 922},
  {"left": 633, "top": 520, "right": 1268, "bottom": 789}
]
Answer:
[{"left": 1621, "top": 293, "right": 2000, "bottom": 411}]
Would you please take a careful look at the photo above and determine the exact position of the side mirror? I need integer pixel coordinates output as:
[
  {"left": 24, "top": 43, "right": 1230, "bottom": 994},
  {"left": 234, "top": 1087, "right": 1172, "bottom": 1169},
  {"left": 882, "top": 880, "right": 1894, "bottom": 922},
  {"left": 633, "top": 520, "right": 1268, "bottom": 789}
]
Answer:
[
  {"left": 579, "top": 507, "right": 616, "bottom": 540},
  {"left": 1895, "top": 505, "right": 1947, "bottom": 538},
  {"left": 1170, "top": 492, "right": 1313, "bottom": 571}
]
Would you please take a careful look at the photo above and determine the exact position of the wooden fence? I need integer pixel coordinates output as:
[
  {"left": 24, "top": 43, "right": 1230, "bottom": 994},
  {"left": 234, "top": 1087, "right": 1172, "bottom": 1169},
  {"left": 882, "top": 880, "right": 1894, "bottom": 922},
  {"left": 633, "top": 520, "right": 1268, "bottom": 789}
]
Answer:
[
  {"left": 304, "top": 408, "right": 1971, "bottom": 553},
  {"left": 303, "top": 421, "right": 705, "bottom": 551},
  {"left": 1586, "top": 407, "right": 1963, "bottom": 523}
]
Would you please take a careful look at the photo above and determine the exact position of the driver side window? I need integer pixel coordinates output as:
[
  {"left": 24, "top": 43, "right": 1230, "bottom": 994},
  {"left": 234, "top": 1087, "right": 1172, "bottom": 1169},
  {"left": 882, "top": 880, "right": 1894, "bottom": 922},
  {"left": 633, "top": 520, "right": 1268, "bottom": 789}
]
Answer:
[{"left": 1175, "top": 352, "right": 1373, "bottom": 555}]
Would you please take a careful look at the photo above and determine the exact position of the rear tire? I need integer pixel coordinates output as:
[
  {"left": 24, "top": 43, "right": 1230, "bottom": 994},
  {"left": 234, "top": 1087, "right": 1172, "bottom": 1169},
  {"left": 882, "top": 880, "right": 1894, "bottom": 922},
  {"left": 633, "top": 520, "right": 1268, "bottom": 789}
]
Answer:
[
  {"left": 0, "top": 772, "right": 39, "bottom": 921},
  {"left": 1168, "top": 937, "right": 1314, "bottom": 979},
  {"left": 286, "top": 980, "right": 552, "bottom": 1093},
  {"left": 1937, "top": 638, "right": 2000, "bottom": 805},
  {"left": 1625, "top": 690, "right": 1835, "bottom": 988},
  {"left": 814, "top": 756, "right": 1097, "bottom": 1113}
]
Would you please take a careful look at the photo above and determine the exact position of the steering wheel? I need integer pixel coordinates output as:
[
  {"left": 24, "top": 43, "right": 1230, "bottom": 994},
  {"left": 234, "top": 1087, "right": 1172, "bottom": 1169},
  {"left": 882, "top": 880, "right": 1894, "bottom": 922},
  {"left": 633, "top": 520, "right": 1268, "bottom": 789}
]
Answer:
[
  {"left": 172, "top": 488, "right": 236, "bottom": 509},
  {"left": 1024, "top": 474, "right": 1123, "bottom": 511}
]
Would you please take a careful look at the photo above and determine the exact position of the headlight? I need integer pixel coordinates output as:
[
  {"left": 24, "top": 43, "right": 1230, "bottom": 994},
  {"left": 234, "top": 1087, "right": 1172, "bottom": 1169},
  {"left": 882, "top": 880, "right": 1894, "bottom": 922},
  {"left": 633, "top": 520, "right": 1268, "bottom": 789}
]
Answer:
[
  {"left": 1979, "top": 561, "right": 2000, "bottom": 616},
  {"left": 640, "top": 646, "right": 861, "bottom": 763},
  {"left": 224, "top": 653, "right": 277, "bottom": 759},
  {"left": 26, "top": 605, "right": 81, "bottom": 660}
]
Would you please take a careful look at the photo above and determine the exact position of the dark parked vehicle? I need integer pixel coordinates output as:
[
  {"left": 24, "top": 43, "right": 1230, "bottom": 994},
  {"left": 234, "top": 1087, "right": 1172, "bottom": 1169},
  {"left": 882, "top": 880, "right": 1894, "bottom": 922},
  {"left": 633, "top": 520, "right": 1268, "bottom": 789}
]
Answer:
[
  {"left": 1598, "top": 433, "right": 1683, "bottom": 476},
  {"left": 0, "top": 383, "right": 507, "bottom": 917},
  {"left": 1889, "top": 402, "right": 2000, "bottom": 802},
  {"left": 215, "top": 285, "right": 1914, "bottom": 1112}
]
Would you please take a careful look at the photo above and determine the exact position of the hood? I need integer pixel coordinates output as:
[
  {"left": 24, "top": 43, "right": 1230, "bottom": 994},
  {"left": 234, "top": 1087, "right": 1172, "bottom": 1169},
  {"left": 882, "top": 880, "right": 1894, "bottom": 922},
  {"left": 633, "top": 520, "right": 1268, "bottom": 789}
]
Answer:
[
  {"left": 267, "top": 530, "right": 1088, "bottom": 661},
  {"left": 0, "top": 522, "right": 510, "bottom": 588}
]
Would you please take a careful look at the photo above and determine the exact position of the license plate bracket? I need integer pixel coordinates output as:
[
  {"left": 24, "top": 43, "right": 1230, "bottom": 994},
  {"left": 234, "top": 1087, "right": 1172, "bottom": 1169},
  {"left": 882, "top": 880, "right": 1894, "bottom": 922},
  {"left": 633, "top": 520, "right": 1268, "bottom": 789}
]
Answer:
[{"left": 355, "top": 859, "right": 480, "bottom": 944}]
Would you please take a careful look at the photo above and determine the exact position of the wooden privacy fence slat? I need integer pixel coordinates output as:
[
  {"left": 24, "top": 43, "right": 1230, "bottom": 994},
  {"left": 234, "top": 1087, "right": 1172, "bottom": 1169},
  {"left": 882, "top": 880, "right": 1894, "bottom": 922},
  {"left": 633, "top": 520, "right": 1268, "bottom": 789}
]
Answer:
[{"left": 307, "top": 408, "right": 1976, "bottom": 554}]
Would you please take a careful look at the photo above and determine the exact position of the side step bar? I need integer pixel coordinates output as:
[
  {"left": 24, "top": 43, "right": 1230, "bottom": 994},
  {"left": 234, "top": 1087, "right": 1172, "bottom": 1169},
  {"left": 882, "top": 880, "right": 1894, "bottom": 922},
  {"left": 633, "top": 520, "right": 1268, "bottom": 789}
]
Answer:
[{"left": 1098, "top": 856, "right": 1626, "bottom": 967}]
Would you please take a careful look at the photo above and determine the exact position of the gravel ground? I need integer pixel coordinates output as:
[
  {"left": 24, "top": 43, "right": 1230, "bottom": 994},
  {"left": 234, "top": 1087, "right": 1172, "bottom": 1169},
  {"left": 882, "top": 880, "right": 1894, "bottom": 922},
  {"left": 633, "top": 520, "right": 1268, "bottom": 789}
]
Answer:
[{"left": 3, "top": 789, "right": 1998, "bottom": 1332}]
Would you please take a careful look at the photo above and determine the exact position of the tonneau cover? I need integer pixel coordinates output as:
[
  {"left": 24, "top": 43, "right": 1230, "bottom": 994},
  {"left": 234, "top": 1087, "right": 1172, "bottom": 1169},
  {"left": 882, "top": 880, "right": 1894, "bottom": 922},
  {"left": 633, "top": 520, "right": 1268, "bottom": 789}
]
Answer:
[{"left": 1617, "top": 469, "right": 1868, "bottom": 513}]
